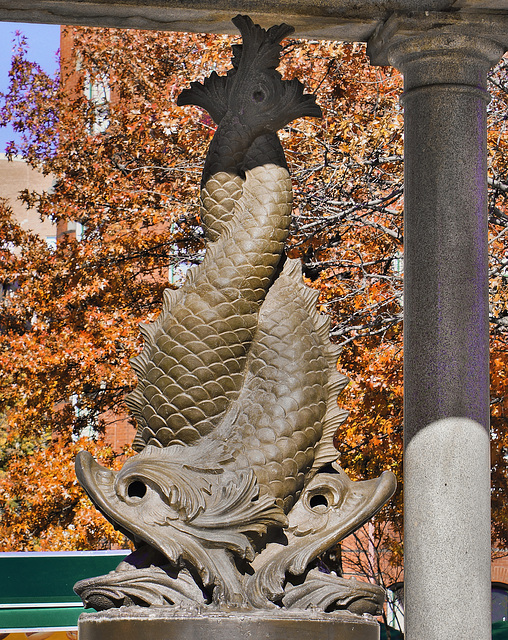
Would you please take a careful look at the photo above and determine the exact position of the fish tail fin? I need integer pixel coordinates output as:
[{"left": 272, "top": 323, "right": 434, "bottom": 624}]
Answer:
[
  {"left": 177, "top": 71, "right": 229, "bottom": 124},
  {"left": 231, "top": 15, "right": 294, "bottom": 71},
  {"left": 231, "top": 15, "right": 321, "bottom": 123},
  {"left": 280, "top": 78, "right": 323, "bottom": 123}
]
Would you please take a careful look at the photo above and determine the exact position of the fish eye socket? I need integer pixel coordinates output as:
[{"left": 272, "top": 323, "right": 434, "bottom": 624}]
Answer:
[
  {"left": 252, "top": 90, "right": 265, "bottom": 102},
  {"left": 127, "top": 480, "right": 147, "bottom": 499},
  {"left": 309, "top": 493, "right": 328, "bottom": 510}
]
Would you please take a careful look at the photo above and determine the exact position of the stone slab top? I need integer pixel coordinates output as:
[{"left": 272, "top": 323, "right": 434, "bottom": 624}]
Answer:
[{"left": 1, "top": 0, "right": 508, "bottom": 43}]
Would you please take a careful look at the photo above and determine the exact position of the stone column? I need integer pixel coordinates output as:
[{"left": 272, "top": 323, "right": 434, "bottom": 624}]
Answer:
[{"left": 369, "top": 22, "right": 504, "bottom": 640}]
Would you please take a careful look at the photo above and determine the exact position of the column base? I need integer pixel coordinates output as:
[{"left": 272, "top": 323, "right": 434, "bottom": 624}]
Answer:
[{"left": 78, "top": 607, "right": 380, "bottom": 640}]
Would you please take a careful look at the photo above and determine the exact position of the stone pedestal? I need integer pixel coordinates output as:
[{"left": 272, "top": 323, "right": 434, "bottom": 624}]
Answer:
[{"left": 78, "top": 609, "right": 381, "bottom": 640}]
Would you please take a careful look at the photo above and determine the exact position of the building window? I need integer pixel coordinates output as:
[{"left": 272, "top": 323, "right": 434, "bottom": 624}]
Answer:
[
  {"left": 492, "top": 583, "right": 508, "bottom": 622},
  {"left": 84, "top": 72, "right": 110, "bottom": 134},
  {"left": 386, "top": 582, "right": 404, "bottom": 633},
  {"left": 46, "top": 235, "right": 57, "bottom": 250}
]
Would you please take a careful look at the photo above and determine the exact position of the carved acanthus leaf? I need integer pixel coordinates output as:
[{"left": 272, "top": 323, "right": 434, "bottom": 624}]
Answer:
[
  {"left": 247, "top": 463, "right": 397, "bottom": 608},
  {"left": 75, "top": 566, "right": 206, "bottom": 610},
  {"left": 282, "top": 568, "right": 384, "bottom": 615}
]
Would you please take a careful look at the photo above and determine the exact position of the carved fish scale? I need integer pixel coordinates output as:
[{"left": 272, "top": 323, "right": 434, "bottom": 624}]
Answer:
[
  {"left": 128, "top": 164, "right": 292, "bottom": 449},
  {"left": 200, "top": 135, "right": 288, "bottom": 242},
  {"left": 216, "top": 259, "right": 348, "bottom": 514},
  {"left": 74, "top": 17, "right": 397, "bottom": 612},
  {"left": 128, "top": 16, "right": 320, "bottom": 451}
]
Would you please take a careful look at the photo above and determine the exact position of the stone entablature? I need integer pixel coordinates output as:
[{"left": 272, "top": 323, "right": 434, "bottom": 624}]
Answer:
[{"left": 1, "top": 0, "right": 508, "bottom": 43}]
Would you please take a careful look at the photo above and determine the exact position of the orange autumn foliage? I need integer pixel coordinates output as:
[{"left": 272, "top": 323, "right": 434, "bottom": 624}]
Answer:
[{"left": 0, "top": 29, "right": 506, "bottom": 582}]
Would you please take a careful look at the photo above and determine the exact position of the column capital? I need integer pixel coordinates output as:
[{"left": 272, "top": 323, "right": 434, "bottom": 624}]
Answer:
[{"left": 367, "top": 12, "right": 507, "bottom": 71}]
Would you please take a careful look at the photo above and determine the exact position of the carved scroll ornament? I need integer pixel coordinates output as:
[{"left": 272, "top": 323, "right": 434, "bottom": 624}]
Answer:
[{"left": 74, "top": 15, "right": 396, "bottom": 614}]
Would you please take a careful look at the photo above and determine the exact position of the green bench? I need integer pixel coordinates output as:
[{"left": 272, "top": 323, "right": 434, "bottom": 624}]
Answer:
[{"left": 0, "top": 550, "right": 128, "bottom": 632}]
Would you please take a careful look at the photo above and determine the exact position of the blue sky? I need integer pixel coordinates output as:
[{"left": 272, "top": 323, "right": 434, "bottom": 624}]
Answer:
[{"left": 0, "top": 22, "right": 60, "bottom": 152}]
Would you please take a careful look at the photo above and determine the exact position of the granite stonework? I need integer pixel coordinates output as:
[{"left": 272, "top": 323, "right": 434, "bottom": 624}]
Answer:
[
  {"left": 2, "top": 0, "right": 508, "bottom": 43},
  {"left": 79, "top": 609, "right": 381, "bottom": 640},
  {"left": 370, "top": 25, "right": 505, "bottom": 640}
]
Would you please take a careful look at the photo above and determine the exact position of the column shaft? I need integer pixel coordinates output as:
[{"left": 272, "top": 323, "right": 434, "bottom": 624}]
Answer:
[{"left": 388, "top": 35, "right": 504, "bottom": 640}]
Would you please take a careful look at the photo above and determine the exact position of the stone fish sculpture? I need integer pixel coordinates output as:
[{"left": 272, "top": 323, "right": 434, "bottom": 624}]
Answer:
[{"left": 74, "top": 15, "right": 396, "bottom": 614}]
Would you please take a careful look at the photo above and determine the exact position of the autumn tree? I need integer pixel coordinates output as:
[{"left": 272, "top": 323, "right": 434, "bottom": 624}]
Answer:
[
  {"left": 485, "top": 58, "right": 508, "bottom": 553},
  {"left": 0, "top": 26, "right": 505, "bottom": 588},
  {"left": 281, "top": 41, "right": 405, "bottom": 583},
  {"left": 0, "top": 28, "right": 223, "bottom": 550}
]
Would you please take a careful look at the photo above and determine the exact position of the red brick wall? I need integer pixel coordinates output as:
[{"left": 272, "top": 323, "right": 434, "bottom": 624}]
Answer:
[
  {"left": 492, "top": 554, "right": 508, "bottom": 585},
  {"left": 101, "top": 409, "right": 136, "bottom": 451}
]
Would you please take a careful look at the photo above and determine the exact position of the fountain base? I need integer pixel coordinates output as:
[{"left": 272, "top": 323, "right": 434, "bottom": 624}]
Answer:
[{"left": 78, "top": 608, "right": 381, "bottom": 640}]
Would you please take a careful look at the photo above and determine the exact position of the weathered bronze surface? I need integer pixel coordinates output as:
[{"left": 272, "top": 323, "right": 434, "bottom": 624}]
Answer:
[{"left": 74, "top": 15, "right": 396, "bottom": 615}]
